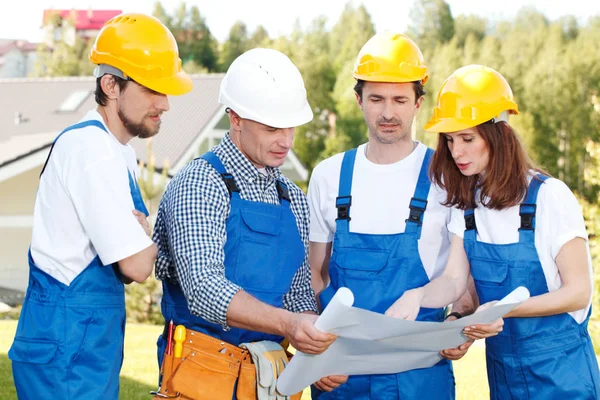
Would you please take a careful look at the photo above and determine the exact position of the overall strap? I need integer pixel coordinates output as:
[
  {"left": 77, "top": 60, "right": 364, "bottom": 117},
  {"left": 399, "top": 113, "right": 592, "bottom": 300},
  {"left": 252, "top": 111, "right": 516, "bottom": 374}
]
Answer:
[
  {"left": 40, "top": 120, "right": 108, "bottom": 177},
  {"left": 405, "top": 148, "right": 434, "bottom": 239},
  {"left": 518, "top": 174, "right": 549, "bottom": 243},
  {"left": 200, "top": 151, "right": 241, "bottom": 199},
  {"left": 463, "top": 208, "right": 477, "bottom": 241},
  {"left": 276, "top": 179, "right": 291, "bottom": 209},
  {"left": 335, "top": 148, "right": 358, "bottom": 232},
  {"left": 128, "top": 171, "right": 149, "bottom": 216}
]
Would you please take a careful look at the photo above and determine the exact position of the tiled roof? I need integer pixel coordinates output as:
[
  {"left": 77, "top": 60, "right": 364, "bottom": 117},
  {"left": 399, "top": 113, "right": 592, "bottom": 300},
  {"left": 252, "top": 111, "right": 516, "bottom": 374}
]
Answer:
[{"left": 0, "top": 74, "right": 225, "bottom": 170}]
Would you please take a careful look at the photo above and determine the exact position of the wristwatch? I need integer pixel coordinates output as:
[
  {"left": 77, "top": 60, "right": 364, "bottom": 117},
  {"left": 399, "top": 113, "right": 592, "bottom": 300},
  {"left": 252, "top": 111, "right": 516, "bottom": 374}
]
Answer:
[{"left": 444, "top": 311, "right": 463, "bottom": 320}]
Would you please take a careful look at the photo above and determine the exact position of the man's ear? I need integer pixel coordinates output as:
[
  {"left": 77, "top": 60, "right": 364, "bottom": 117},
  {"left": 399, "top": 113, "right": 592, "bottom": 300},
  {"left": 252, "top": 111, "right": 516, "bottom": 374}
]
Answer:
[
  {"left": 414, "top": 95, "right": 424, "bottom": 115},
  {"left": 100, "top": 75, "right": 119, "bottom": 100},
  {"left": 229, "top": 109, "right": 242, "bottom": 132},
  {"left": 355, "top": 92, "right": 364, "bottom": 110}
]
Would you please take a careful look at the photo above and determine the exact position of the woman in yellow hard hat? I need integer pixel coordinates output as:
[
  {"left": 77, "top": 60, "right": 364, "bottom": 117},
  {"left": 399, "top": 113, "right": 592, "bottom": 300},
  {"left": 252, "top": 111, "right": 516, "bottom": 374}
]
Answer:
[
  {"left": 8, "top": 13, "right": 191, "bottom": 399},
  {"left": 388, "top": 64, "right": 600, "bottom": 399}
]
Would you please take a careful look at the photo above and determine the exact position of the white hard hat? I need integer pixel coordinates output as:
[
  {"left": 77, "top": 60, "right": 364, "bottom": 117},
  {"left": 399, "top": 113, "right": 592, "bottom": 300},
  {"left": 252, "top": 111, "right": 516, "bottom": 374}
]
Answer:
[{"left": 219, "top": 48, "right": 313, "bottom": 129}]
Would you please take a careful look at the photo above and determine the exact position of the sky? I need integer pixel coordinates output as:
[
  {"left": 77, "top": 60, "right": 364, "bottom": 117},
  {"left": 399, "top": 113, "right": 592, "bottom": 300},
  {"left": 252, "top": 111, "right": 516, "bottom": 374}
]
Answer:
[{"left": 1, "top": 0, "right": 599, "bottom": 43}]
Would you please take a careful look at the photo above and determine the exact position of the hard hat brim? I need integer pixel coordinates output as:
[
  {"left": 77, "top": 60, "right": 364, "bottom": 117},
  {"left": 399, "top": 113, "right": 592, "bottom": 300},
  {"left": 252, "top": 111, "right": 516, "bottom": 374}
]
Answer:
[
  {"left": 232, "top": 102, "right": 314, "bottom": 129},
  {"left": 424, "top": 118, "right": 479, "bottom": 133},
  {"left": 135, "top": 70, "right": 193, "bottom": 96},
  {"left": 352, "top": 72, "right": 428, "bottom": 85},
  {"left": 424, "top": 111, "right": 519, "bottom": 133}
]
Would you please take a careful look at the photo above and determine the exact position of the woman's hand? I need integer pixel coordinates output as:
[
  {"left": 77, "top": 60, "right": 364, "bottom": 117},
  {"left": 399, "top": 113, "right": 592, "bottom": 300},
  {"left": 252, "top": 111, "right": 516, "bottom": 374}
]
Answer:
[{"left": 462, "top": 301, "right": 504, "bottom": 340}]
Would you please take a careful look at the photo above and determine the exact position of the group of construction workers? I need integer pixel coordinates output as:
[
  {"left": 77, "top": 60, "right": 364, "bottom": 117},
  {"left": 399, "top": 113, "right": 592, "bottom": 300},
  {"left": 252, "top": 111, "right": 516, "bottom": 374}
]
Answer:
[{"left": 8, "top": 11, "right": 600, "bottom": 400}]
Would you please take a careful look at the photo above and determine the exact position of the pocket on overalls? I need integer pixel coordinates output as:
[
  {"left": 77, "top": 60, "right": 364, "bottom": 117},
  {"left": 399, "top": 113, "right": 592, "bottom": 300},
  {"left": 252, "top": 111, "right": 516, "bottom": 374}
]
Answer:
[
  {"left": 470, "top": 258, "right": 509, "bottom": 302},
  {"left": 70, "top": 305, "right": 125, "bottom": 357},
  {"left": 169, "top": 347, "right": 240, "bottom": 400},
  {"left": 235, "top": 210, "right": 280, "bottom": 291},
  {"left": 331, "top": 249, "right": 389, "bottom": 309},
  {"left": 9, "top": 337, "right": 60, "bottom": 396},
  {"left": 9, "top": 337, "right": 59, "bottom": 364},
  {"left": 333, "top": 249, "right": 389, "bottom": 277},
  {"left": 559, "top": 342, "right": 598, "bottom": 398}
]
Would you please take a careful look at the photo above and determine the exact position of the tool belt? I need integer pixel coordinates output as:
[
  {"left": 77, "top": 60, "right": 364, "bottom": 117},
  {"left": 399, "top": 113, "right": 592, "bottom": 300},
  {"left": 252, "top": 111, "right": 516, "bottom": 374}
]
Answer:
[{"left": 152, "top": 326, "right": 302, "bottom": 400}]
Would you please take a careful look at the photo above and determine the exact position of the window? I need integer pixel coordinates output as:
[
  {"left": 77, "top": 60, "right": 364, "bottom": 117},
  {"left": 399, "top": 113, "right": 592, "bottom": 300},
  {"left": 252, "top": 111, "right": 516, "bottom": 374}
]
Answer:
[{"left": 56, "top": 90, "right": 91, "bottom": 112}]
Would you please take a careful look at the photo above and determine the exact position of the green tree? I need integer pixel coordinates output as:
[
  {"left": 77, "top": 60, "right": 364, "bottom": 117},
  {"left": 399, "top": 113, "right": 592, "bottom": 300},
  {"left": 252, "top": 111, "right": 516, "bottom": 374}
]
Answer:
[
  {"left": 289, "top": 17, "right": 336, "bottom": 171},
  {"left": 152, "top": 1, "right": 172, "bottom": 27},
  {"left": 323, "top": 3, "right": 376, "bottom": 162},
  {"left": 187, "top": 6, "right": 219, "bottom": 71},
  {"left": 32, "top": 42, "right": 80, "bottom": 77},
  {"left": 575, "top": 139, "right": 600, "bottom": 353},
  {"left": 327, "top": 59, "right": 367, "bottom": 158},
  {"left": 518, "top": 21, "right": 597, "bottom": 194},
  {"left": 559, "top": 15, "right": 579, "bottom": 40},
  {"left": 417, "top": 37, "right": 462, "bottom": 146},
  {"left": 249, "top": 25, "right": 271, "bottom": 48},
  {"left": 453, "top": 15, "right": 487, "bottom": 47},
  {"left": 476, "top": 36, "right": 503, "bottom": 69},
  {"left": 329, "top": 3, "right": 375, "bottom": 75},
  {"left": 407, "top": 0, "right": 455, "bottom": 51},
  {"left": 219, "top": 21, "right": 249, "bottom": 71},
  {"left": 152, "top": 2, "right": 219, "bottom": 72},
  {"left": 32, "top": 12, "right": 93, "bottom": 77}
]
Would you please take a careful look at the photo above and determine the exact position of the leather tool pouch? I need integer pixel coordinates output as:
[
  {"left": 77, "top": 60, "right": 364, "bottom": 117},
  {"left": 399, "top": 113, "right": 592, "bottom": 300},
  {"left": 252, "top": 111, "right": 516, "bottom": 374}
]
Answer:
[
  {"left": 155, "top": 329, "right": 246, "bottom": 400},
  {"left": 154, "top": 328, "right": 302, "bottom": 400}
]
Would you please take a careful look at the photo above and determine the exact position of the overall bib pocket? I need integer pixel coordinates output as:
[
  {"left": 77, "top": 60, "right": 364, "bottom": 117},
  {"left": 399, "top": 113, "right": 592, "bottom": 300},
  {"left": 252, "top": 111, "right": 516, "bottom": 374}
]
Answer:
[
  {"left": 470, "top": 257, "right": 509, "bottom": 303},
  {"left": 330, "top": 249, "right": 390, "bottom": 311},
  {"left": 235, "top": 210, "right": 281, "bottom": 291}
]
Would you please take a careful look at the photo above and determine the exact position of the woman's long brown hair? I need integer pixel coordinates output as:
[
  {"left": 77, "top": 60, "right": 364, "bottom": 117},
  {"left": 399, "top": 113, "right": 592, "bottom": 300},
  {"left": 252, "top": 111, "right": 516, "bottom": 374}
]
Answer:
[{"left": 429, "top": 121, "right": 548, "bottom": 210}]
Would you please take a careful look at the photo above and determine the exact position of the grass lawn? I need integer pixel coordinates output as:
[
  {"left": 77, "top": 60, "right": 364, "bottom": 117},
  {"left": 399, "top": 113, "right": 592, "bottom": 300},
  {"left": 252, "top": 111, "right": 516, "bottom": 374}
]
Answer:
[{"left": 0, "top": 320, "right": 490, "bottom": 399}]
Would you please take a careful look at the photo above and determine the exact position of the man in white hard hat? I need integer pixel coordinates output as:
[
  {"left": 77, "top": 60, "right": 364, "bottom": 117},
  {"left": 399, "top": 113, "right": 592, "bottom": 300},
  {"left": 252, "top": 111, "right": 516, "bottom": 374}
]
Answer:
[{"left": 151, "top": 48, "right": 336, "bottom": 399}]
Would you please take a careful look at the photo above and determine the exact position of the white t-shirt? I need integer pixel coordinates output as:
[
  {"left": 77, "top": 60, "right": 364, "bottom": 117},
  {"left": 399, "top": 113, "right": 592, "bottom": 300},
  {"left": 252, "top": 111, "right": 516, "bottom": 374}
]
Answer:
[
  {"left": 448, "top": 175, "right": 593, "bottom": 324},
  {"left": 308, "top": 142, "right": 452, "bottom": 280},
  {"left": 30, "top": 109, "right": 153, "bottom": 285}
]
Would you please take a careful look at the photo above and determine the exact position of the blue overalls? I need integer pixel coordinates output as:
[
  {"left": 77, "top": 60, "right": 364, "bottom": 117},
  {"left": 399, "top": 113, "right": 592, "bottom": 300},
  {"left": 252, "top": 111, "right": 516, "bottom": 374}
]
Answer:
[
  {"left": 313, "top": 148, "right": 455, "bottom": 400},
  {"left": 157, "top": 151, "right": 305, "bottom": 364},
  {"left": 9, "top": 120, "right": 149, "bottom": 399},
  {"left": 464, "top": 174, "right": 600, "bottom": 399}
]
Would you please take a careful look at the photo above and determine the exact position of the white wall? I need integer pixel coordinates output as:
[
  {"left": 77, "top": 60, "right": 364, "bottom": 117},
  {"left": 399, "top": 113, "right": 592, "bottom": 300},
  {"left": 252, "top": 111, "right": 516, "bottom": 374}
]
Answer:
[
  {"left": 0, "top": 166, "right": 40, "bottom": 292},
  {"left": 0, "top": 48, "right": 36, "bottom": 78},
  {"left": 0, "top": 227, "right": 30, "bottom": 292}
]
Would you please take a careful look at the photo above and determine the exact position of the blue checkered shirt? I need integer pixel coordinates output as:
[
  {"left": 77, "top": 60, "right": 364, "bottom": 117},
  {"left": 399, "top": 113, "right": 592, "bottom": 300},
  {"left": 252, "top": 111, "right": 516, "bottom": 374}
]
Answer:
[{"left": 154, "top": 134, "right": 317, "bottom": 330}]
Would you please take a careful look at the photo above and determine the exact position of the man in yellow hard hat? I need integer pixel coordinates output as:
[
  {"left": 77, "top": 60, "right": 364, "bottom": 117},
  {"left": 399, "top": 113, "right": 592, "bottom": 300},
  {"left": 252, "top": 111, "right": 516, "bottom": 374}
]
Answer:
[
  {"left": 307, "top": 32, "right": 498, "bottom": 399},
  {"left": 8, "top": 13, "right": 192, "bottom": 399},
  {"left": 151, "top": 48, "right": 337, "bottom": 399}
]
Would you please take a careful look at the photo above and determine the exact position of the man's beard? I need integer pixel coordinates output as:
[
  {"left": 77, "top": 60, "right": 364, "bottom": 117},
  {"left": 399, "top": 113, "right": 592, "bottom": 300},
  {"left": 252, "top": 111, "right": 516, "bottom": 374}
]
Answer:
[
  {"left": 370, "top": 117, "right": 411, "bottom": 145},
  {"left": 118, "top": 106, "right": 160, "bottom": 139}
]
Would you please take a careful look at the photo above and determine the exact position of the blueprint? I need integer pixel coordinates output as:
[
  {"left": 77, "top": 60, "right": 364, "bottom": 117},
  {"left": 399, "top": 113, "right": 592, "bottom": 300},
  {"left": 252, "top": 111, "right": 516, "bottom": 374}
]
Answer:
[{"left": 277, "top": 286, "right": 529, "bottom": 395}]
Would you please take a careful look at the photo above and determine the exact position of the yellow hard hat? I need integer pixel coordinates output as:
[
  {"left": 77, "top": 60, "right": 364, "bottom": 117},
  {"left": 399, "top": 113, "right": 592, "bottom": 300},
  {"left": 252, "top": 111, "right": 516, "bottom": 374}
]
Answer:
[
  {"left": 89, "top": 13, "right": 192, "bottom": 96},
  {"left": 425, "top": 64, "right": 519, "bottom": 133},
  {"left": 353, "top": 32, "right": 428, "bottom": 84}
]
